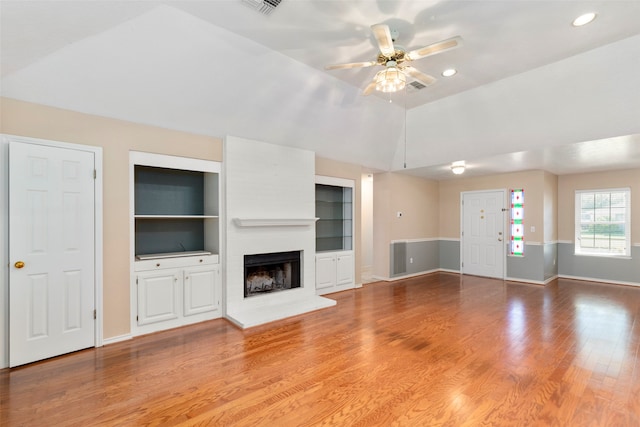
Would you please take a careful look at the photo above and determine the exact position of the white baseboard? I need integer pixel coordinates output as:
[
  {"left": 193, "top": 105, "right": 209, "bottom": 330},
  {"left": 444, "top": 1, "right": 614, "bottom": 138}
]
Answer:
[
  {"left": 102, "top": 333, "right": 133, "bottom": 346},
  {"left": 438, "top": 268, "right": 460, "bottom": 274},
  {"left": 505, "top": 277, "right": 546, "bottom": 286},
  {"left": 558, "top": 274, "right": 640, "bottom": 288}
]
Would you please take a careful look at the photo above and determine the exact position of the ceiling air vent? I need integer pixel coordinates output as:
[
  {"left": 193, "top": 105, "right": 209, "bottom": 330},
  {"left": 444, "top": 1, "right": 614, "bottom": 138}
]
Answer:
[
  {"left": 408, "top": 81, "right": 427, "bottom": 91},
  {"left": 242, "top": 0, "right": 282, "bottom": 15}
]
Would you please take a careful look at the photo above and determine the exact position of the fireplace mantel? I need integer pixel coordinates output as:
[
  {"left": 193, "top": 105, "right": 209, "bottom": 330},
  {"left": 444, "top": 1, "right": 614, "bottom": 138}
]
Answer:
[{"left": 233, "top": 218, "right": 318, "bottom": 227}]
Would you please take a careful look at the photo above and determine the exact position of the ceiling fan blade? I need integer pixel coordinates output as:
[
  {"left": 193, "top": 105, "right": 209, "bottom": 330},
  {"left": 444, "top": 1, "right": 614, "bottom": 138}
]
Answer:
[
  {"left": 325, "top": 60, "right": 377, "bottom": 71},
  {"left": 406, "top": 36, "right": 463, "bottom": 61},
  {"left": 402, "top": 66, "right": 437, "bottom": 86},
  {"left": 370, "top": 24, "right": 395, "bottom": 58},
  {"left": 362, "top": 79, "right": 377, "bottom": 96}
]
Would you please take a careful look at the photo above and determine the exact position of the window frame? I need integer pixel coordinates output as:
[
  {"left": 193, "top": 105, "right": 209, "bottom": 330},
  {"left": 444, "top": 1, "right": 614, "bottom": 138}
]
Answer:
[{"left": 574, "top": 188, "right": 631, "bottom": 258}]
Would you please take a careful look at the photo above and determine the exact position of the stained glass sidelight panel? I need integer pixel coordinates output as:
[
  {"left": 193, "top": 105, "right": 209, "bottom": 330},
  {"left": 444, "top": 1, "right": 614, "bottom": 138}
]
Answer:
[{"left": 510, "top": 189, "right": 524, "bottom": 256}]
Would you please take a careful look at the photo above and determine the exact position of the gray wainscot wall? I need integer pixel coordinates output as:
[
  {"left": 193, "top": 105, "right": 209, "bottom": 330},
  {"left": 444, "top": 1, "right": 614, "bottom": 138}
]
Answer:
[
  {"left": 506, "top": 242, "right": 558, "bottom": 284},
  {"left": 390, "top": 240, "right": 560, "bottom": 285},
  {"left": 389, "top": 240, "right": 639, "bottom": 287},
  {"left": 390, "top": 240, "right": 440, "bottom": 278},
  {"left": 558, "top": 242, "right": 640, "bottom": 285}
]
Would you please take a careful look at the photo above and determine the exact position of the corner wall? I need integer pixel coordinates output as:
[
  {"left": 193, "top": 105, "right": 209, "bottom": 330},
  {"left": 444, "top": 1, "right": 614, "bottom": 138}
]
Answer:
[{"left": 373, "top": 172, "right": 439, "bottom": 279}]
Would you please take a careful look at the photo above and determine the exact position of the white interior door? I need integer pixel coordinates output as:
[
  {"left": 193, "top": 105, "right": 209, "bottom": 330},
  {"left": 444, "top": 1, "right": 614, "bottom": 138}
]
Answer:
[
  {"left": 9, "top": 141, "right": 96, "bottom": 367},
  {"left": 461, "top": 190, "right": 506, "bottom": 279}
]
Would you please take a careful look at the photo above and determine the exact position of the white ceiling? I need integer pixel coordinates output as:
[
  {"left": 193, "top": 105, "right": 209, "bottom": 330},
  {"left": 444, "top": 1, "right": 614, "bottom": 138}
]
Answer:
[{"left": 2, "top": 1, "right": 640, "bottom": 179}]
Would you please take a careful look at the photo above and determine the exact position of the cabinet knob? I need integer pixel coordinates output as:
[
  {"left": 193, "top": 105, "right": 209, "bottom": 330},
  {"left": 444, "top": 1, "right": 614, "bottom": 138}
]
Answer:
[
  {"left": 199, "top": 259, "right": 203, "bottom": 263},
  {"left": 156, "top": 263, "right": 161, "bottom": 267}
]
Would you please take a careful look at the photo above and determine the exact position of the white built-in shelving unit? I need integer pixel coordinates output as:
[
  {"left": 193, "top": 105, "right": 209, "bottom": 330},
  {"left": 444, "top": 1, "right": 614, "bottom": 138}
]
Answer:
[
  {"left": 315, "top": 175, "right": 355, "bottom": 295},
  {"left": 130, "top": 151, "right": 222, "bottom": 336}
]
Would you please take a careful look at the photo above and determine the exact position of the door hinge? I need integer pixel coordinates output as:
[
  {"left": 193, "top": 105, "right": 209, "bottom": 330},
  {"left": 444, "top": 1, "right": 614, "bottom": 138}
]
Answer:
[
  {"left": 93, "top": 169, "right": 97, "bottom": 179},
  {"left": 136, "top": 315, "right": 139, "bottom": 322},
  {"left": 136, "top": 278, "right": 138, "bottom": 285},
  {"left": 461, "top": 262, "right": 464, "bottom": 267},
  {"left": 93, "top": 309, "right": 97, "bottom": 319}
]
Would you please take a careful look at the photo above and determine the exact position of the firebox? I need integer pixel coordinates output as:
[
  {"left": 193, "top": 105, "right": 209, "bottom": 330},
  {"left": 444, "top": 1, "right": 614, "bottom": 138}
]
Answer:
[{"left": 244, "top": 250, "right": 301, "bottom": 298}]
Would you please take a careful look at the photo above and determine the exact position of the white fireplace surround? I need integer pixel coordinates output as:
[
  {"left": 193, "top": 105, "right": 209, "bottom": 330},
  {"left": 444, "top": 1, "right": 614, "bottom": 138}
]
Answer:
[{"left": 223, "top": 136, "right": 336, "bottom": 328}]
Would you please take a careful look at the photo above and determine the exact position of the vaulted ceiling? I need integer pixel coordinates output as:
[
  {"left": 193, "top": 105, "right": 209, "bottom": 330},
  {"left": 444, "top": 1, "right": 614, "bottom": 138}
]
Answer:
[{"left": 2, "top": 1, "right": 640, "bottom": 179}]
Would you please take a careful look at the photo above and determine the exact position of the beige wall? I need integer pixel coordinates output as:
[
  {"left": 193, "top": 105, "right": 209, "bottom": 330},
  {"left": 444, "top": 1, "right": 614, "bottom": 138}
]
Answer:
[
  {"left": 544, "top": 171, "right": 558, "bottom": 242},
  {"left": 558, "top": 168, "right": 640, "bottom": 243},
  {"left": 439, "top": 170, "right": 547, "bottom": 242},
  {"left": 372, "top": 172, "right": 439, "bottom": 277},
  {"left": 315, "top": 156, "right": 363, "bottom": 284},
  {"left": 1, "top": 98, "right": 223, "bottom": 339}
]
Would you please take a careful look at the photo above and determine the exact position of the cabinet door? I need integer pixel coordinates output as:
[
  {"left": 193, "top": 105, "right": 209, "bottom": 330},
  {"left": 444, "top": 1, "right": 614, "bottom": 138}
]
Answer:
[
  {"left": 336, "top": 252, "right": 354, "bottom": 286},
  {"left": 184, "top": 265, "right": 220, "bottom": 316},
  {"left": 137, "top": 269, "right": 180, "bottom": 325},
  {"left": 316, "top": 254, "right": 336, "bottom": 289}
]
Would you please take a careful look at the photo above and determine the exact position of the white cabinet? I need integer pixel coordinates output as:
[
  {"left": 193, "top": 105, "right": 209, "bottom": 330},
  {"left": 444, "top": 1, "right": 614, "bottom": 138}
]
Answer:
[
  {"left": 130, "top": 151, "right": 222, "bottom": 336},
  {"left": 137, "top": 268, "right": 180, "bottom": 326},
  {"left": 134, "top": 256, "right": 220, "bottom": 334},
  {"left": 336, "top": 252, "right": 354, "bottom": 286},
  {"left": 316, "top": 253, "right": 336, "bottom": 289},
  {"left": 183, "top": 265, "right": 220, "bottom": 316},
  {"left": 315, "top": 251, "right": 354, "bottom": 295}
]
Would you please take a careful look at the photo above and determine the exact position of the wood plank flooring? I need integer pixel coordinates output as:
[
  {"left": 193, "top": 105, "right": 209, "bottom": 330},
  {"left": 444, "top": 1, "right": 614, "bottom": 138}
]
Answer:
[{"left": 3, "top": 273, "right": 640, "bottom": 426}]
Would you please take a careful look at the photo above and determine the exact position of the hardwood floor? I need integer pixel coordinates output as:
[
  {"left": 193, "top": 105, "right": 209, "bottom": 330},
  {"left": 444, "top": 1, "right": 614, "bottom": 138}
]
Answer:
[{"left": 3, "top": 273, "right": 640, "bottom": 426}]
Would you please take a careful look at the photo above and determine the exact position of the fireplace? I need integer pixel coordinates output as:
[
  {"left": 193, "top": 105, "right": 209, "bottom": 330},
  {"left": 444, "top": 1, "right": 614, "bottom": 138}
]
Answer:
[{"left": 244, "top": 251, "right": 301, "bottom": 298}]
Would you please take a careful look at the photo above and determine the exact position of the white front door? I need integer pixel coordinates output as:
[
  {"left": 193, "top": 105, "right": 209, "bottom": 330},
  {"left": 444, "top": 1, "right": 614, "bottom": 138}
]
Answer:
[
  {"left": 9, "top": 141, "right": 96, "bottom": 367},
  {"left": 461, "top": 190, "right": 506, "bottom": 279}
]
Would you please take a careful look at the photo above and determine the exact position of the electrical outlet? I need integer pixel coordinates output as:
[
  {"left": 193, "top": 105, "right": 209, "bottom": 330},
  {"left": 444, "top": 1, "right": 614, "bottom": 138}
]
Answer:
[
  {"left": 530, "top": 226, "right": 535, "bottom": 232},
  {"left": 409, "top": 257, "right": 414, "bottom": 264}
]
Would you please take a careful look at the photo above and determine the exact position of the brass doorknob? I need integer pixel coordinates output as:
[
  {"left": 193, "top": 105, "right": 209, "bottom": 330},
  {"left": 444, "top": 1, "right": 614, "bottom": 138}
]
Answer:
[{"left": 14, "top": 261, "right": 25, "bottom": 269}]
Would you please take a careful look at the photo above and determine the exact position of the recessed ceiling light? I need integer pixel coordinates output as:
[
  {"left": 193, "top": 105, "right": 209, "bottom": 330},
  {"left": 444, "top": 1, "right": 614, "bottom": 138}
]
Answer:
[
  {"left": 442, "top": 68, "right": 457, "bottom": 77},
  {"left": 572, "top": 12, "right": 596, "bottom": 27}
]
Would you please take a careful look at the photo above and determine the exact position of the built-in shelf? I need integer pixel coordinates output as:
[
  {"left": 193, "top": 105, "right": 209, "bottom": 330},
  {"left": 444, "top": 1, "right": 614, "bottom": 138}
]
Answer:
[
  {"left": 315, "top": 181, "right": 353, "bottom": 252},
  {"left": 136, "top": 250, "right": 212, "bottom": 260},
  {"left": 135, "top": 215, "right": 219, "bottom": 219},
  {"left": 233, "top": 218, "right": 318, "bottom": 227}
]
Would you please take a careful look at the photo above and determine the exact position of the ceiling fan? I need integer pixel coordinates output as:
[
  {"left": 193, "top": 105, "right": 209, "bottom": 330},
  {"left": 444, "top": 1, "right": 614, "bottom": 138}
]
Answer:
[{"left": 326, "top": 24, "right": 463, "bottom": 95}]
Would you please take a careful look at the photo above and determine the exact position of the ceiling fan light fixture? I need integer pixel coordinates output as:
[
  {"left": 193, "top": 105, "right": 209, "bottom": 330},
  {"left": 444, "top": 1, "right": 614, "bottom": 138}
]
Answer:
[
  {"left": 451, "top": 161, "right": 466, "bottom": 175},
  {"left": 572, "top": 12, "right": 596, "bottom": 27},
  {"left": 375, "top": 61, "right": 406, "bottom": 93}
]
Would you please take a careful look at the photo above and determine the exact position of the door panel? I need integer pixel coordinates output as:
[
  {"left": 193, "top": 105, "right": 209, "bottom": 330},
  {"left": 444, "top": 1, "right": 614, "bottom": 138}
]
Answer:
[
  {"left": 9, "top": 142, "right": 95, "bottom": 367},
  {"left": 462, "top": 191, "right": 505, "bottom": 279},
  {"left": 315, "top": 254, "right": 335, "bottom": 289},
  {"left": 336, "top": 253, "right": 354, "bottom": 286},
  {"left": 137, "top": 270, "right": 180, "bottom": 325},
  {"left": 184, "top": 266, "right": 218, "bottom": 316},
  {"left": 63, "top": 270, "right": 82, "bottom": 331}
]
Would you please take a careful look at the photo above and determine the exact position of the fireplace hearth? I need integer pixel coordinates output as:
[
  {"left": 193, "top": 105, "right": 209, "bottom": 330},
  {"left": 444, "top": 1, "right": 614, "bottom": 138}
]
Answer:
[{"left": 244, "top": 251, "right": 301, "bottom": 298}]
